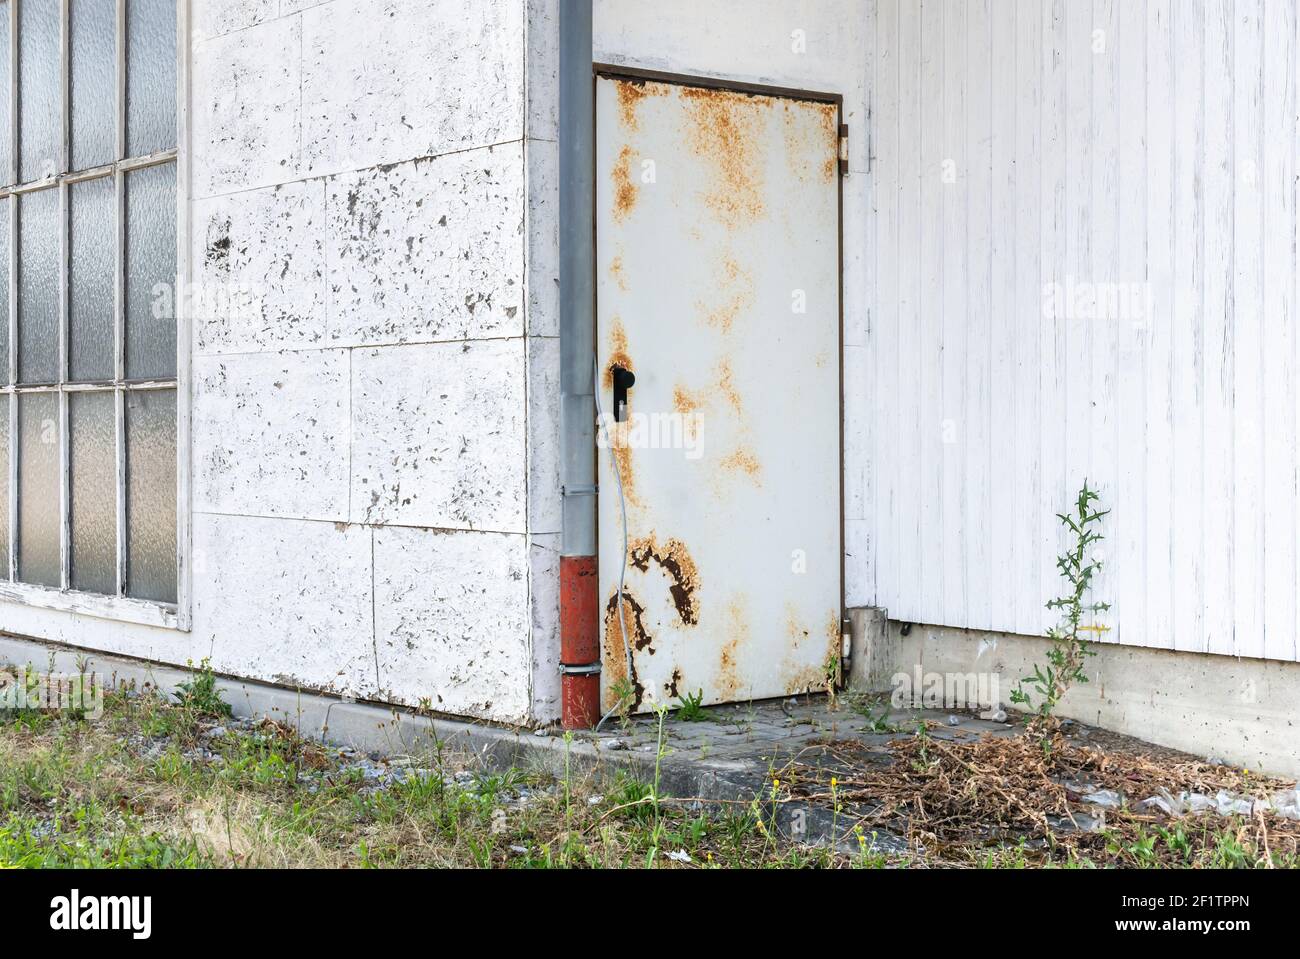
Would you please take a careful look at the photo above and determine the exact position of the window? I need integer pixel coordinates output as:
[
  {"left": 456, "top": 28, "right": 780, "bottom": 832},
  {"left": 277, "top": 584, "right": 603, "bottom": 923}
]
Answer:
[{"left": 0, "top": 0, "right": 178, "bottom": 617}]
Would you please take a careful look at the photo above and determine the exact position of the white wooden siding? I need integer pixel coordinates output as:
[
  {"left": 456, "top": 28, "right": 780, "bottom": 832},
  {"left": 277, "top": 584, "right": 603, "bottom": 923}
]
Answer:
[{"left": 867, "top": 0, "right": 1300, "bottom": 663}]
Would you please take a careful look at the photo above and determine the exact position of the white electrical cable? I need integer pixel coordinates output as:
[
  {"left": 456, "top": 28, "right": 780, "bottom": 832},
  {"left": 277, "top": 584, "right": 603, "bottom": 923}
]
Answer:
[{"left": 592, "top": 357, "right": 633, "bottom": 732}]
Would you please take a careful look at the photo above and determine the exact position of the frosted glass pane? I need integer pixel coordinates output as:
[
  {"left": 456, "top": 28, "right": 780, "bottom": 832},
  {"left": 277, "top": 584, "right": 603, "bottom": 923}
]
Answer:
[
  {"left": 72, "top": 0, "right": 116, "bottom": 170},
  {"left": 126, "top": 389, "right": 174, "bottom": 602},
  {"left": 0, "top": 5, "right": 13, "bottom": 185},
  {"left": 126, "top": 163, "right": 175, "bottom": 380},
  {"left": 19, "top": 0, "right": 59, "bottom": 182},
  {"left": 70, "top": 391, "right": 115, "bottom": 594},
  {"left": 0, "top": 395, "right": 8, "bottom": 578},
  {"left": 70, "top": 177, "right": 115, "bottom": 382},
  {"left": 0, "top": 199, "right": 9, "bottom": 383},
  {"left": 127, "top": 0, "right": 175, "bottom": 157},
  {"left": 18, "top": 188, "right": 59, "bottom": 385},
  {"left": 18, "top": 392, "right": 59, "bottom": 587}
]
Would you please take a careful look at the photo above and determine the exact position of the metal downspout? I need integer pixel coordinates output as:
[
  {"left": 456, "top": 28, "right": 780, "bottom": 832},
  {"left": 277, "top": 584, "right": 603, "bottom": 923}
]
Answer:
[{"left": 558, "top": 0, "right": 599, "bottom": 729}]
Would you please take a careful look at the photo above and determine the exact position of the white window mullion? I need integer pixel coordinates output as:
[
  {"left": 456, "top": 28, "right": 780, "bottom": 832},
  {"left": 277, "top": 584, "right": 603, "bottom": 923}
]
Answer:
[
  {"left": 6, "top": 1, "right": 15, "bottom": 584},
  {"left": 57, "top": 1, "right": 70, "bottom": 591},
  {"left": 113, "top": 170, "right": 125, "bottom": 598},
  {"left": 57, "top": 182, "right": 68, "bottom": 591},
  {"left": 115, "top": 0, "right": 125, "bottom": 164}
]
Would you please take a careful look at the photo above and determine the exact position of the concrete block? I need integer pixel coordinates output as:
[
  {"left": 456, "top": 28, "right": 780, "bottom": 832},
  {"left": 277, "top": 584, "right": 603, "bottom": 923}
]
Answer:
[
  {"left": 529, "top": 532, "right": 562, "bottom": 724},
  {"left": 847, "top": 606, "right": 908, "bottom": 694},
  {"left": 525, "top": 138, "right": 560, "bottom": 338},
  {"left": 192, "top": 0, "right": 277, "bottom": 41},
  {"left": 527, "top": 0, "right": 559, "bottom": 142},
  {"left": 325, "top": 145, "right": 525, "bottom": 347},
  {"left": 528, "top": 337, "right": 561, "bottom": 534},
  {"left": 193, "top": 350, "right": 351, "bottom": 521},
  {"left": 193, "top": 180, "right": 328, "bottom": 355},
  {"left": 192, "top": 15, "right": 301, "bottom": 197},
  {"left": 350, "top": 340, "right": 527, "bottom": 532},
  {"left": 373, "top": 526, "right": 530, "bottom": 723},
  {"left": 300, "top": 0, "right": 525, "bottom": 176},
  {"left": 191, "top": 514, "right": 378, "bottom": 699}
]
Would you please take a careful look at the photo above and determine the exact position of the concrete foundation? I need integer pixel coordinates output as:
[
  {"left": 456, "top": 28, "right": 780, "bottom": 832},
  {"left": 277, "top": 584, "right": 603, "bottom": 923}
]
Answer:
[{"left": 849, "top": 609, "right": 1300, "bottom": 780}]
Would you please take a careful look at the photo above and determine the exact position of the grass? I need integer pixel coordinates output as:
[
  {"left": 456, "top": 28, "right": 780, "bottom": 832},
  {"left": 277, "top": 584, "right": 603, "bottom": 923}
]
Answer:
[
  {"left": 1, "top": 675, "right": 1294, "bottom": 870},
  {"left": 0, "top": 683, "right": 859, "bottom": 869}
]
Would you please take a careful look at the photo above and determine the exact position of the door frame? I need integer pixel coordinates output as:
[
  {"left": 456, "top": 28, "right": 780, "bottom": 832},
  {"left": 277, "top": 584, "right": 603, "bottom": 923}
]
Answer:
[{"left": 590, "top": 63, "right": 849, "bottom": 695}]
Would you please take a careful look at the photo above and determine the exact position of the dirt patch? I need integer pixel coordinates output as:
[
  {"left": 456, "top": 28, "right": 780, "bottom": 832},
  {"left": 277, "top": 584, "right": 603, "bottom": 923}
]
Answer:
[{"left": 780, "top": 733, "right": 1300, "bottom": 866}]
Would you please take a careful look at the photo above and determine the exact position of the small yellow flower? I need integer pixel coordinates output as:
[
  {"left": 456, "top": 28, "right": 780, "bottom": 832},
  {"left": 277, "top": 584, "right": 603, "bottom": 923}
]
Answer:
[
  {"left": 831, "top": 777, "right": 838, "bottom": 788},
  {"left": 772, "top": 778, "right": 780, "bottom": 788}
]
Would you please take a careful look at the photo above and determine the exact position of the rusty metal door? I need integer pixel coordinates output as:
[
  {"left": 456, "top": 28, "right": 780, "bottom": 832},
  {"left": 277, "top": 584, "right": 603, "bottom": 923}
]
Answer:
[{"left": 595, "top": 70, "right": 844, "bottom": 713}]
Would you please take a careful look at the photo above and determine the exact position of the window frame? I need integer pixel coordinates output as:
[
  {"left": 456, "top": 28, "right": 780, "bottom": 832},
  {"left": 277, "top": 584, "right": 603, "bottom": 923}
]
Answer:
[{"left": 0, "top": 0, "right": 188, "bottom": 630}]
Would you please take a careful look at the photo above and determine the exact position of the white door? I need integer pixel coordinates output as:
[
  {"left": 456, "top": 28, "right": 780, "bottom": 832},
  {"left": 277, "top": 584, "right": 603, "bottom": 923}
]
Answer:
[{"left": 595, "top": 71, "right": 843, "bottom": 713}]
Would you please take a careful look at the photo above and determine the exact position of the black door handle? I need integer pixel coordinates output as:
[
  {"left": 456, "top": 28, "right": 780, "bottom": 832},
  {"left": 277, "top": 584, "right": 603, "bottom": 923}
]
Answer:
[{"left": 611, "top": 366, "right": 636, "bottom": 423}]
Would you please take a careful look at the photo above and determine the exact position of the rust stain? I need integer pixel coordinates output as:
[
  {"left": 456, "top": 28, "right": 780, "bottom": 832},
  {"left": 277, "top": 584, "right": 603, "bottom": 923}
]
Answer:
[
  {"left": 603, "top": 590, "right": 652, "bottom": 710},
  {"left": 716, "top": 598, "right": 749, "bottom": 701},
  {"left": 783, "top": 664, "right": 827, "bottom": 697},
  {"left": 665, "top": 668, "right": 683, "bottom": 701},
  {"left": 821, "top": 103, "right": 840, "bottom": 183},
  {"left": 673, "top": 383, "right": 703, "bottom": 416},
  {"left": 604, "top": 321, "right": 641, "bottom": 508},
  {"left": 717, "top": 359, "right": 743, "bottom": 415},
  {"left": 610, "top": 432, "right": 640, "bottom": 509},
  {"left": 785, "top": 603, "right": 810, "bottom": 643},
  {"left": 701, "top": 257, "right": 756, "bottom": 333},
  {"left": 720, "top": 448, "right": 762, "bottom": 483},
  {"left": 628, "top": 534, "right": 701, "bottom": 627},
  {"left": 609, "top": 254, "right": 628, "bottom": 292},
  {"left": 782, "top": 99, "right": 841, "bottom": 185},
  {"left": 681, "top": 86, "right": 770, "bottom": 228},
  {"left": 604, "top": 320, "right": 634, "bottom": 390},
  {"left": 612, "top": 145, "right": 638, "bottom": 222},
  {"left": 615, "top": 78, "right": 669, "bottom": 132}
]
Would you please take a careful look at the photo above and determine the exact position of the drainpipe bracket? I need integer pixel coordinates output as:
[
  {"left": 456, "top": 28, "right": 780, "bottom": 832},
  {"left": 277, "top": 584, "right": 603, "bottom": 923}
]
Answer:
[{"left": 560, "top": 663, "right": 602, "bottom": 676}]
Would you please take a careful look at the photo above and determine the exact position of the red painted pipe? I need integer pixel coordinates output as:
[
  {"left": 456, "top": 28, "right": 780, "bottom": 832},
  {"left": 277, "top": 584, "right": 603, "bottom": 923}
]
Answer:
[{"left": 560, "top": 555, "right": 601, "bottom": 729}]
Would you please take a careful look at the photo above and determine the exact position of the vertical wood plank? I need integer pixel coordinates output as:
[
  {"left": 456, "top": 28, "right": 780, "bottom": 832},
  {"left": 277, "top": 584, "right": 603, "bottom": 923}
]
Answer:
[
  {"left": 874, "top": 0, "right": 901, "bottom": 620},
  {"left": 1203, "top": 0, "right": 1235, "bottom": 656},
  {"left": 940, "top": 0, "right": 968, "bottom": 626},
  {"left": 1233, "top": 0, "right": 1265, "bottom": 660},
  {"left": 1116, "top": 0, "right": 1149, "bottom": 646},
  {"left": 1091, "top": 0, "right": 1120, "bottom": 639},
  {"left": 896, "top": 0, "right": 925, "bottom": 623},
  {"left": 990, "top": 0, "right": 1019, "bottom": 632},
  {"left": 1062, "top": 0, "right": 1094, "bottom": 607},
  {"left": 1171, "top": 0, "right": 1206, "bottom": 653},
  {"left": 918, "top": 0, "right": 946, "bottom": 621},
  {"left": 1145, "top": 0, "right": 1176, "bottom": 651},
  {"left": 1040, "top": 0, "right": 1068, "bottom": 631},
  {"left": 1014, "top": 0, "right": 1044, "bottom": 637},
  {"left": 1262, "top": 0, "right": 1298, "bottom": 661},
  {"left": 965, "top": 0, "right": 993, "bottom": 630}
]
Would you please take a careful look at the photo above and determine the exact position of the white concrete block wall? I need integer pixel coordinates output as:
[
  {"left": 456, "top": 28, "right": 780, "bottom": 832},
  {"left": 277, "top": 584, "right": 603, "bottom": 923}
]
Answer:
[{"left": 0, "top": 0, "right": 559, "bottom": 727}]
